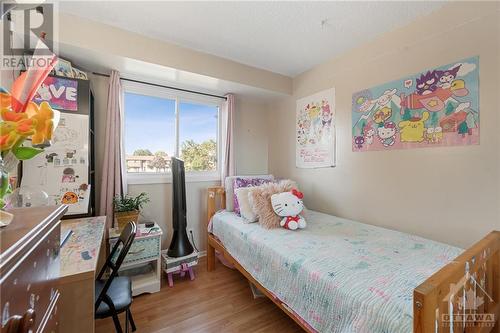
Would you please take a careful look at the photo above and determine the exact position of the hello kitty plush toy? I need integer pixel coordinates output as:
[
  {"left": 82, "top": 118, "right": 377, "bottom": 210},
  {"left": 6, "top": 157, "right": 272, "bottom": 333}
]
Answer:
[{"left": 271, "top": 189, "right": 306, "bottom": 230}]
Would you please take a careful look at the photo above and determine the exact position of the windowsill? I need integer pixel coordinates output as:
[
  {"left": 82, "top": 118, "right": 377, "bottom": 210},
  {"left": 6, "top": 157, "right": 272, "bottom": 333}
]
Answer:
[{"left": 126, "top": 172, "right": 220, "bottom": 185}]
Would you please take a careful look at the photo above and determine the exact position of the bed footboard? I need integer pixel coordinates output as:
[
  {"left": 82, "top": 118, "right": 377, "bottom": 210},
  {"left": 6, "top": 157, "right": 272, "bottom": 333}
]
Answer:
[
  {"left": 206, "top": 186, "right": 225, "bottom": 272},
  {"left": 414, "top": 231, "right": 500, "bottom": 333}
]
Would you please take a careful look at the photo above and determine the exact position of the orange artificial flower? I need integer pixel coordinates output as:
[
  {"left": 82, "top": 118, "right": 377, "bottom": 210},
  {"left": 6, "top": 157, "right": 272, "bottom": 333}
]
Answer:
[
  {"left": 26, "top": 101, "right": 54, "bottom": 145},
  {"left": 0, "top": 130, "right": 18, "bottom": 151},
  {"left": 0, "top": 89, "right": 54, "bottom": 150},
  {"left": 1, "top": 108, "right": 27, "bottom": 122},
  {"left": 0, "top": 90, "right": 11, "bottom": 111},
  {"left": 0, "top": 118, "right": 37, "bottom": 151},
  {"left": 16, "top": 118, "right": 36, "bottom": 135},
  {"left": 2, "top": 125, "right": 17, "bottom": 151}
]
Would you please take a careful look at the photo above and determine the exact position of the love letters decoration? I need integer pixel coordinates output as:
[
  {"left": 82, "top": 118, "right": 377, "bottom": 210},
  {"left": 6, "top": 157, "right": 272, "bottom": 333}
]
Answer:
[{"left": 33, "top": 76, "right": 78, "bottom": 111}]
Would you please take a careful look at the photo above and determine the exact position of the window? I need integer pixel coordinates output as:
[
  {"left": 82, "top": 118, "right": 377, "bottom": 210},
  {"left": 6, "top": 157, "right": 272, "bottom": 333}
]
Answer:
[
  {"left": 124, "top": 93, "right": 175, "bottom": 173},
  {"left": 123, "top": 81, "right": 222, "bottom": 184},
  {"left": 179, "top": 101, "right": 218, "bottom": 172}
]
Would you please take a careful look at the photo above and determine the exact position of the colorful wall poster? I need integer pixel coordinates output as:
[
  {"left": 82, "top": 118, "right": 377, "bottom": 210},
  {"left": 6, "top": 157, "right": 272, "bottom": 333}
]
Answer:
[
  {"left": 352, "top": 56, "right": 479, "bottom": 152},
  {"left": 21, "top": 113, "right": 90, "bottom": 215},
  {"left": 33, "top": 76, "right": 78, "bottom": 111},
  {"left": 296, "top": 88, "right": 335, "bottom": 168}
]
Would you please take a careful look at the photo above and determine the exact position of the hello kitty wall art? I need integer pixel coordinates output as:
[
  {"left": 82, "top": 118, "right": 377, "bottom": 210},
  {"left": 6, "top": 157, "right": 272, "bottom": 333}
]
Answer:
[
  {"left": 296, "top": 88, "right": 335, "bottom": 168},
  {"left": 352, "top": 56, "right": 479, "bottom": 152}
]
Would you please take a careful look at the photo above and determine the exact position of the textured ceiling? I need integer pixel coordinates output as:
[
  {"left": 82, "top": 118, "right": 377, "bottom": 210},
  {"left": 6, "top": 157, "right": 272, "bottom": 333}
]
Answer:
[{"left": 58, "top": 1, "right": 445, "bottom": 77}]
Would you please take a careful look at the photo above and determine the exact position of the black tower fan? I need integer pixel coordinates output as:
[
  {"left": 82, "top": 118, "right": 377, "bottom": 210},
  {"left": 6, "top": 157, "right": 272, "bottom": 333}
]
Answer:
[{"left": 167, "top": 157, "right": 194, "bottom": 257}]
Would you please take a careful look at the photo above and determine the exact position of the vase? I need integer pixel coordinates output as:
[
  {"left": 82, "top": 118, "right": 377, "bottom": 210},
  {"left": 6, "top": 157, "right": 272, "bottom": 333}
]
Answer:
[
  {"left": 0, "top": 167, "right": 9, "bottom": 208},
  {"left": 0, "top": 156, "right": 15, "bottom": 227},
  {"left": 0, "top": 153, "right": 20, "bottom": 207},
  {"left": 0, "top": 210, "right": 14, "bottom": 227}
]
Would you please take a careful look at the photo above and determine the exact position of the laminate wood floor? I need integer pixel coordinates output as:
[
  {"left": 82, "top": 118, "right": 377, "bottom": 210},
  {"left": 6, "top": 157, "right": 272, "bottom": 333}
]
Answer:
[{"left": 95, "top": 257, "right": 303, "bottom": 333}]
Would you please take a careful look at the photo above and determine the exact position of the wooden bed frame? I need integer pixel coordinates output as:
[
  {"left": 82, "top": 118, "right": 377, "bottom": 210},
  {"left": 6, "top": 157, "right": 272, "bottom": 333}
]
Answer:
[{"left": 206, "top": 186, "right": 500, "bottom": 333}]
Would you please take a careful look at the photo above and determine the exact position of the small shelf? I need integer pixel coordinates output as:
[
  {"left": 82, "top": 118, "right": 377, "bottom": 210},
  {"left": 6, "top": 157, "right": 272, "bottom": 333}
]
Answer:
[
  {"left": 109, "top": 223, "right": 163, "bottom": 296},
  {"left": 119, "top": 263, "right": 160, "bottom": 296},
  {"left": 121, "top": 256, "right": 158, "bottom": 270},
  {"left": 131, "top": 269, "right": 157, "bottom": 287}
]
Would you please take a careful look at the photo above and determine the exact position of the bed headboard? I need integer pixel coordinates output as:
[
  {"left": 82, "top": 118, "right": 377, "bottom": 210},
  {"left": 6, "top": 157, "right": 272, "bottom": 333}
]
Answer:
[
  {"left": 414, "top": 230, "right": 500, "bottom": 332},
  {"left": 207, "top": 186, "right": 225, "bottom": 225}
]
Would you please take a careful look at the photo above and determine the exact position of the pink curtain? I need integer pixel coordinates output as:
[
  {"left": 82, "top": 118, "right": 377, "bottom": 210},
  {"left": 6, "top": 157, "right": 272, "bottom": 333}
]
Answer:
[
  {"left": 99, "top": 71, "right": 125, "bottom": 227},
  {"left": 222, "top": 94, "right": 235, "bottom": 181}
]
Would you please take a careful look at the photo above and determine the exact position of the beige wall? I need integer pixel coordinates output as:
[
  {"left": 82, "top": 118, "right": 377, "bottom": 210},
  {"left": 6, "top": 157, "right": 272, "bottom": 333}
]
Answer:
[
  {"left": 0, "top": 71, "right": 13, "bottom": 89},
  {"left": 268, "top": 2, "right": 500, "bottom": 248},
  {"left": 90, "top": 74, "right": 269, "bottom": 251},
  {"left": 60, "top": 10, "right": 276, "bottom": 252},
  {"left": 6, "top": 2, "right": 499, "bottom": 251},
  {"left": 59, "top": 13, "right": 292, "bottom": 95},
  {"left": 234, "top": 95, "right": 269, "bottom": 175}
]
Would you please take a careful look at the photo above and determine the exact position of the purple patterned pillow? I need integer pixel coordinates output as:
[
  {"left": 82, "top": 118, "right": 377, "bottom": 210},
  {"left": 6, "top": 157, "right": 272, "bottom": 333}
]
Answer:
[{"left": 233, "top": 177, "right": 273, "bottom": 215}]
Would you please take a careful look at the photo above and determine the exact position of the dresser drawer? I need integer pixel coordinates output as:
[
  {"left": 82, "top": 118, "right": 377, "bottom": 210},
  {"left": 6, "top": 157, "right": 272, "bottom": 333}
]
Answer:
[
  {"left": 0, "top": 221, "right": 60, "bottom": 333},
  {"left": 111, "top": 236, "right": 160, "bottom": 265},
  {"left": 37, "top": 290, "right": 60, "bottom": 333}
]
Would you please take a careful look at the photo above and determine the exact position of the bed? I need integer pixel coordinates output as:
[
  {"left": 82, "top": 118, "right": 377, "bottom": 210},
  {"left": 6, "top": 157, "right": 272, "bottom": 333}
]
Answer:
[{"left": 206, "top": 186, "right": 500, "bottom": 333}]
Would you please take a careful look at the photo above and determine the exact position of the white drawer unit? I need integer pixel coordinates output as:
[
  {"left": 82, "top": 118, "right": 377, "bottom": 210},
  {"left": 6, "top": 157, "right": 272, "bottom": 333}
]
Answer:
[{"left": 109, "top": 223, "right": 163, "bottom": 296}]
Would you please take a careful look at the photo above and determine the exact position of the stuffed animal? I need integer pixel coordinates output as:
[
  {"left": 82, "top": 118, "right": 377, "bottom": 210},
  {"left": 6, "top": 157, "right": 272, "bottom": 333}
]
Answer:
[{"left": 271, "top": 189, "right": 306, "bottom": 230}]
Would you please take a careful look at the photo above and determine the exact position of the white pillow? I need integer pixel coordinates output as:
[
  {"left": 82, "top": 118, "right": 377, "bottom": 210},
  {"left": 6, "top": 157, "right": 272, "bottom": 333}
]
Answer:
[
  {"left": 235, "top": 187, "right": 258, "bottom": 223},
  {"left": 224, "top": 175, "right": 274, "bottom": 211}
]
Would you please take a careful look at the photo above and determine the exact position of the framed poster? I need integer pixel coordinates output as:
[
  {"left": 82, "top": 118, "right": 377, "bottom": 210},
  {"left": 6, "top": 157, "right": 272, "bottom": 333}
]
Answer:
[
  {"left": 296, "top": 88, "right": 335, "bottom": 168},
  {"left": 33, "top": 76, "right": 78, "bottom": 111},
  {"left": 352, "top": 56, "right": 479, "bottom": 152}
]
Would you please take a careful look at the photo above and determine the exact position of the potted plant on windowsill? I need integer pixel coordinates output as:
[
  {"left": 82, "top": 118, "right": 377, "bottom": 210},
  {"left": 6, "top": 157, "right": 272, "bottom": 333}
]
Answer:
[{"left": 113, "top": 192, "right": 150, "bottom": 231}]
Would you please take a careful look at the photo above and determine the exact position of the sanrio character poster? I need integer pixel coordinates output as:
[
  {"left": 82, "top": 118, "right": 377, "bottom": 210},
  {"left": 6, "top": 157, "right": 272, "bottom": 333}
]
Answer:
[
  {"left": 33, "top": 76, "right": 78, "bottom": 111},
  {"left": 352, "top": 56, "right": 479, "bottom": 152},
  {"left": 296, "top": 88, "right": 335, "bottom": 168}
]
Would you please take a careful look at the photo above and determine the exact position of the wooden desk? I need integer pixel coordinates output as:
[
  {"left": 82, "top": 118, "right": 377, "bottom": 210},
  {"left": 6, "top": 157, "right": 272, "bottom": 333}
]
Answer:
[{"left": 59, "top": 216, "right": 106, "bottom": 333}]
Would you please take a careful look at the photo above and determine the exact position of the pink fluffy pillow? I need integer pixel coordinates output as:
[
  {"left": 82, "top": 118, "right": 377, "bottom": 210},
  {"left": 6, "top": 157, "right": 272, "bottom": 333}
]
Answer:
[{"left": 248, "top": 179, "right": 298, "bottom": 229}]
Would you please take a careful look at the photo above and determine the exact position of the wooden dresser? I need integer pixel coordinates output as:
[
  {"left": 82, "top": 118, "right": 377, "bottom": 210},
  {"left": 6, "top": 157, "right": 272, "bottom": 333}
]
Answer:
[{"left": 0, "top": 205, "right": 67, "bottom": 333}]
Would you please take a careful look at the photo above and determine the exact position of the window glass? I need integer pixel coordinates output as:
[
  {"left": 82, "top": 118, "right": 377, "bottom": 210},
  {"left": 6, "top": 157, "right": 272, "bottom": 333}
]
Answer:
[
  {"left": 179, "top": 101, "right": 218, "bottom": 172},
  {"left": 124, "top": 92, "right": 175, "bottom": 173}
]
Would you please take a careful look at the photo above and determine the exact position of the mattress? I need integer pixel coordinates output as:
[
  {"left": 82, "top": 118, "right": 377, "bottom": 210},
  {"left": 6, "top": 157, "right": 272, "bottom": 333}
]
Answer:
[{"left": 210, "top": 210, "right": 463, "bottom": 333}]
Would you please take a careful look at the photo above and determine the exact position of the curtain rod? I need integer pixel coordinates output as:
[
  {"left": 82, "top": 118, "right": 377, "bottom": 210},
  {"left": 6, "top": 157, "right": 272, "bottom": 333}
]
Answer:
[{"left": 92, "top": 72, "right": 227, "bottom": 100}]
